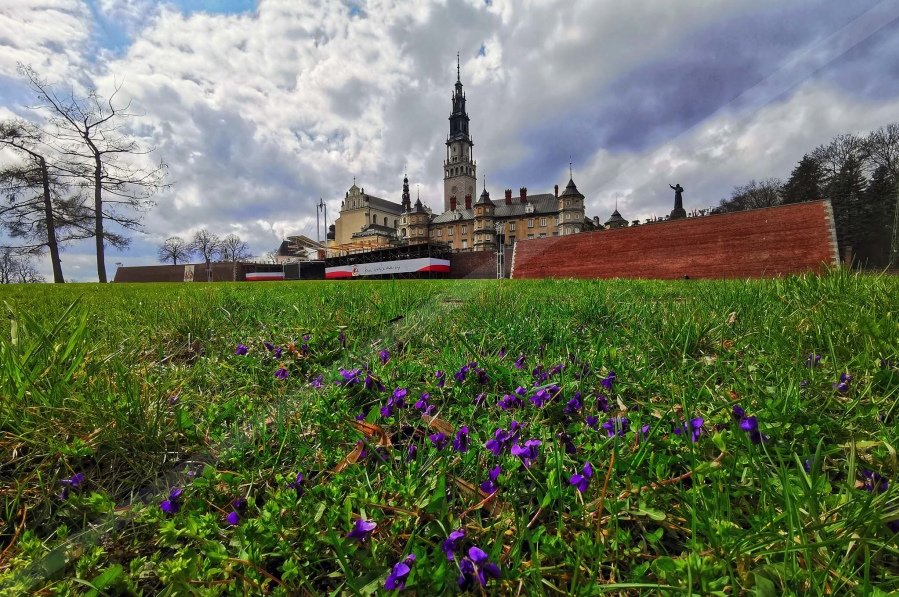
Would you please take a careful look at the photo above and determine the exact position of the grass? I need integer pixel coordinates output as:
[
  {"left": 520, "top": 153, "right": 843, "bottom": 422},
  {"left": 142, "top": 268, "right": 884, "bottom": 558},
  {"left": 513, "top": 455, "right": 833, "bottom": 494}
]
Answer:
[{"left": 0, "top": 271, "right": 897, "bottom": 596}]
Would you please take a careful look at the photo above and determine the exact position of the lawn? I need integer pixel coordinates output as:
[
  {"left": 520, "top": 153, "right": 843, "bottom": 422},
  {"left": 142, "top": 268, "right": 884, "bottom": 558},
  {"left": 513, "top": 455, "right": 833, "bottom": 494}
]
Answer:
[{"left": 0, "top": 272, "right": 897, "bottom": 596}]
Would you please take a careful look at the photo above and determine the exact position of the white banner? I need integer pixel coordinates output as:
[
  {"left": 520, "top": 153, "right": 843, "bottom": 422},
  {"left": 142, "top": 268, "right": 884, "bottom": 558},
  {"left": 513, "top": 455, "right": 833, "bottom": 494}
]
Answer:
[{"left": 326, "top": 257, "right": 450, "bottom": 278}]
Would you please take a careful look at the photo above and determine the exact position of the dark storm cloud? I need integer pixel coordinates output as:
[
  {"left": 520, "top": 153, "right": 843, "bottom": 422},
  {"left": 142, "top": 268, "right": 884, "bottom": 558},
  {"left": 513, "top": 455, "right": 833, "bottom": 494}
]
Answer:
[{"left": 500, "top": 0, "right": 891, "bottom": 187}]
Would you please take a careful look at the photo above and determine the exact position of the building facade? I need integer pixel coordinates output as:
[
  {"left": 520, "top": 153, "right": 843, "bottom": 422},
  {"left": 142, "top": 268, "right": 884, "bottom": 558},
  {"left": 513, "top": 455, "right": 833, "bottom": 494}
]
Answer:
[{"left": 330, "top": 56, "right": 612, "bottom": 253}]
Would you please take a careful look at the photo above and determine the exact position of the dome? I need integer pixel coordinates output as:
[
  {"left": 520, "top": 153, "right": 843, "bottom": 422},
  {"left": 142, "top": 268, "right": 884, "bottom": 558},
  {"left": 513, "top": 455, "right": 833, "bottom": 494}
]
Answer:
[{"left": 559, "top": 178, "right": 584, "bottom": 199}]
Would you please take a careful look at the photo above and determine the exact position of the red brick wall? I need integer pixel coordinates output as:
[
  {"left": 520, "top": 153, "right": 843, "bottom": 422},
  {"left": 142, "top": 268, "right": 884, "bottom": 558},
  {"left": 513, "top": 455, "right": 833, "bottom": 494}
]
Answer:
[
  {"left": 113, "top": 262, "right": 248, "bottom": 283},
  {"left": 511, "top": 201, "right": 839, "bottom": 279},
  {"left": 449, "top": 248, "right": 513, "bottom": 279}
]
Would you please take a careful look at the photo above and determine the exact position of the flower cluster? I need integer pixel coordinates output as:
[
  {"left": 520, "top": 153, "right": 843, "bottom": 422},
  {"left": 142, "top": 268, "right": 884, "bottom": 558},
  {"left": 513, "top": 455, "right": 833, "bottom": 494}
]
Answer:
[
  {"left": 602, "top": 416, "right": 630, "bottom": 438},
  {"left": 673, "top": 417, "right": 704, "bottom": 443},
  {"left": 833, "top": 372, "right": 853, "bottom": 393},
  {"left": 510, "top": 439, "right": 541, "bottom": 469},
  {"left": 414, "top": 393, "right": 436, "bottom": 416},
  {"left": 452, "top": 427, "right": 470, "bottom": 453},
  {"left": 458, "top": 547, "right": 501, "bottom": 590},
  {"left": 381, "top": 388, "right": 408, "bottom": 418},
  {"left": 569, "top": 461, "right": 593, "bottom": 493},
  {"left": 485, "top": 422, "right": 523, "bottom": 456},
  {"left": 160, "top": 487, "right": 183, "bottom": 515},
  {"left": 480, "top": 466, "right": 501, "bottom": 494},
  {"left": 385, "top": 554, "right": 416, "bottom": 591},
  {"left": 805, "top": 353, "right": 821, "bottom": 368}
]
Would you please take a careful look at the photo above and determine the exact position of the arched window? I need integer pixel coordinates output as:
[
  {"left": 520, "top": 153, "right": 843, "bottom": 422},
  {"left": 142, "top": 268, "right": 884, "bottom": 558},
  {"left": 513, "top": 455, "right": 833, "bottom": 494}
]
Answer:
[
  {"left": 384, "top": 216, "right": 388, "bottom": 226},
  {"left": 394, "top": 219, "right": 398, "bottom": 228}
]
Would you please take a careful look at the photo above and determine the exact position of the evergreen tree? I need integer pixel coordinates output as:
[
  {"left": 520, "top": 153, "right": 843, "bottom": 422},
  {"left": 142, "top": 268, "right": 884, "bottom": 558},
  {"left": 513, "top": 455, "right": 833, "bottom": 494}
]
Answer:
[
  {"left": 857, "top": 165, "right": 896, "bottom": 268},
  {"left": 825, "top": 153, "right": 867, "bottom": 263},
  {"left": 781, "top": 154, "right": 824, "bottom": 204}
]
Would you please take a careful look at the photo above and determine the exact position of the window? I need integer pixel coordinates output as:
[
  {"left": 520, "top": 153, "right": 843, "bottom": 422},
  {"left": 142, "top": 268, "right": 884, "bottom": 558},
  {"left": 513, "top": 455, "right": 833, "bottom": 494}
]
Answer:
[
  {"left": 462, "top": 240, "right": 468, "bottom": 249},
  {"left": 509, "top": 222, "right": 516, "bottom": 231},
  {"left": 538, "top": 233, "right": 546, "bottom": 238},
  {"left": 566, "top": 227, "right": 571, "bottom": 234},
  {"left": 477, "top": 234, "right": 482, "bottom": 242},
  {"left": 540, "top": 218, "right": 546, "bottom": 227},
  {"left": 575, "top": 214, "right": 580, "bottom": 220},
  {"left": 437, "top": 229, "right": 442, "bottom": 237},
  {"left": 462, "top": 225, "right": 467, "bottom": 234},
  {"left": 486, "top": 234, "right": 491, "bottom": 241},
  {"left": 430, "top": 229, "right": 434, "bottom": 237},
  {"left": 527, "top": 234, "right": 534, "bottom": 239},
  {"left": 509, "top": 236, "right": 515, "bottom": 244},
  {"left": 565, "top": 213, "right": 571, "bottom": 220},
  {"left": 528, "top": 219, "right": 534, "bottom": 228},
  {"left": 418, "top": 227, "right": 423, "bottom": 234},
  {"left": 394, "top": 219, "right": 398, "bottom": 228},
  {"left": 448, "top": 227, "right": 454, "bottom": 236},
  {"left": 565, "top": 200, "right": 570, "bottom": 207},
  {"left": 555, "top": 217, "right": 559, "bottom": 226}
]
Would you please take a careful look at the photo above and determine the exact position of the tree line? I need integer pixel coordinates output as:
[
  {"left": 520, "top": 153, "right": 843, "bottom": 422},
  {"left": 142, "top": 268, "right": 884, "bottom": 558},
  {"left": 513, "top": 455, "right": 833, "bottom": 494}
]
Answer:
[
  {"left": 157, "top": 229, "right": 252, "bottom": 265},
  {"left": 0, "top": 65, "right": 168, "bottom": 283},
  {"left": 716, "top": 123, "right": 899, "bottom": 268}
]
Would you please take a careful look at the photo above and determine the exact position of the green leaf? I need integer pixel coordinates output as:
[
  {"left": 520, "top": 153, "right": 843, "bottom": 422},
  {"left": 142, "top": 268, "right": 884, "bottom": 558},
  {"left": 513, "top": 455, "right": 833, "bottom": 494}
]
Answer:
[
  {"left": 85, "top": 564, "right": 123, "bottom": 597},
  {"left": 752, "top": 573, "right": 777, "bottom": 597},
  {"left": 634, "top": 505, "right": 666, "bottom": 521},
  {"left": 712, "top": 431, "right": 726, "bottom": 452}
]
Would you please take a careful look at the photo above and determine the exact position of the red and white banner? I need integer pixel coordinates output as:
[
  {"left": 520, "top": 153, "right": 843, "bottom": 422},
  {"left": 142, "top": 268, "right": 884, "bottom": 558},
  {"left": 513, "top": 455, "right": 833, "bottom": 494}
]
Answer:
[
  {"left": 246, "top": 271, "right": 285, "bottom": 281},
  {"left": 326, "top": 257, "right": 450, "bottom": 279}
]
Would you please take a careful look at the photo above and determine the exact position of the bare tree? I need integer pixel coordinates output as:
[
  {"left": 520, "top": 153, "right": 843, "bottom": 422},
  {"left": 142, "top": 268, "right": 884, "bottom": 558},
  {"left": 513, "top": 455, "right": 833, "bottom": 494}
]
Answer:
[
  {"left": 718, "top": 178, "right": 784, "bottom": 212},
  {"left": 0, "top": 250, "right": 44, "bottom": 284},
  {"left": 217, "top": 234, "right": 251, "bottom": 262},
  {"left": 18, "top": 64, "right": 169, "bottom": 283},
  {"left": 0, "top": 119, "right": 92, "bottom": 283},
  {"left": 812, "top": 134, "right": 867, "bottom": 180},
  {"left": 157, "top": 236, "right": 193, "bottom": 265},
  {"left": 190, "top": 229, "right": 221, "bottom": 263},
  {"left": 864, "top": 123, "right": 899, "bottom": 266}
]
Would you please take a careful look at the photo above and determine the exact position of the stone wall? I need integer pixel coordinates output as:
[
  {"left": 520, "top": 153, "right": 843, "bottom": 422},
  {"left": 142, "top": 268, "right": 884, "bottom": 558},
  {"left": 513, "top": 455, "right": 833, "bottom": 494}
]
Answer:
[{"left": 510, "top": 201, "right": 840, "bottom": 280}]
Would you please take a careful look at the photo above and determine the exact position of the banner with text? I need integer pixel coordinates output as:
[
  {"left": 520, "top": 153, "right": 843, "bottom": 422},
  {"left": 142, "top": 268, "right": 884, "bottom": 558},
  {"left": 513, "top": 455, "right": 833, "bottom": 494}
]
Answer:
[{"left": 326, "top": 257, "right": 450, "bottom": 279}]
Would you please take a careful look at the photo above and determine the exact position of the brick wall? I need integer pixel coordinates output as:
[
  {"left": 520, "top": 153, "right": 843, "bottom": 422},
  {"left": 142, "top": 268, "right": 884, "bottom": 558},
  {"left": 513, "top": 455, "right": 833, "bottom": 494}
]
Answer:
[
  {"left": 449, "top": 248, "right": 513, "bottom": 279},
  {"left": 511, "top": 201, "right": 840, "bottom": 280},
  {"left": 113, "top": 262, "right": 247, "bottom": 283}
]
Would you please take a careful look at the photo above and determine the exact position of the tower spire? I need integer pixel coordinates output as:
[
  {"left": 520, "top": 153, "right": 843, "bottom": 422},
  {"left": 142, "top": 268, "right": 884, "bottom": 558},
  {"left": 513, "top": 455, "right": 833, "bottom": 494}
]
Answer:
[{"left": 457, "top": 52, "right": 460, "bottom": 82}]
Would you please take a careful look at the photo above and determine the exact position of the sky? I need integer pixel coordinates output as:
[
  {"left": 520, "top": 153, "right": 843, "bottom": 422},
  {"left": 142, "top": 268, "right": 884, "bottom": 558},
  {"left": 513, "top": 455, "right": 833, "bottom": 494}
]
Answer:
[{"left": 2, "top": 0, "right": 899, "bottom": 282}]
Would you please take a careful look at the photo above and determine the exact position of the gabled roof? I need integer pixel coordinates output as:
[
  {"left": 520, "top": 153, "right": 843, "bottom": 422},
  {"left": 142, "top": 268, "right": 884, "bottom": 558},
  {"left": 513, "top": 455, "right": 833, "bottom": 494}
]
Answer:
[
  {"left": 366, "top": 195, "right": 405, "bottom": 214},
  {"left": 430, "top": 194, "right": 560, "bottom": 223}
]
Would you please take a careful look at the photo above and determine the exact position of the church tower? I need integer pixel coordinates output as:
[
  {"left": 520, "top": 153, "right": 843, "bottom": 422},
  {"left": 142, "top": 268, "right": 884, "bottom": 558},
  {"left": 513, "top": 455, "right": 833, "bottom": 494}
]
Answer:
[{"left": 443, "top": 53, "right": 477, "bottom": 213}]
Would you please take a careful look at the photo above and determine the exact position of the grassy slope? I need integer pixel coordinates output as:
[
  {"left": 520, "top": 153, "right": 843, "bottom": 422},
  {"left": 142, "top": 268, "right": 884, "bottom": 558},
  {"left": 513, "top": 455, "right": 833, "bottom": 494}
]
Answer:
[{"left": 0, "top": 272, "right": 897, "bottom": 596}]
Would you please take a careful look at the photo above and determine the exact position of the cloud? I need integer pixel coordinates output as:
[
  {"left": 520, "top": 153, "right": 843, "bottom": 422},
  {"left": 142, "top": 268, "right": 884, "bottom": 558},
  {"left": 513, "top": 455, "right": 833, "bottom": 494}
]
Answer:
[{"left": 2, "top": 0, "right": 899, "bottom": 283}]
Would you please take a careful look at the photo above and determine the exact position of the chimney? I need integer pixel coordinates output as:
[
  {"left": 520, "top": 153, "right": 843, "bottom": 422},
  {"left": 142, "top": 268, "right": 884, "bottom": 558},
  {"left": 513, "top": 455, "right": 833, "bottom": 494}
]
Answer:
[
  {"left": 519, "top": 187, "right": 527, "bottom": 203},
  {"left": 450, "top": 196, "right": 457, "bottom": 211},
  {"left": 464, "top": 194, "right": 472, "bottom": 209},
  {"left": 554, "top": 185, "right": 559, "bottom": 198},
  {"left": 504, "top": 189, "right": 512, "bottom": 205}
]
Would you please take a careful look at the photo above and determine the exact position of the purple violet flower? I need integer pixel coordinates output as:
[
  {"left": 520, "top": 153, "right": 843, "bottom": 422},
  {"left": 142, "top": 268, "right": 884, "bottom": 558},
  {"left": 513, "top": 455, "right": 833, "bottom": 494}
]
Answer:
[
  {"left": 833, "top": 373, "right": 852, "bottom": 393},
  {"left": 474, "top": 393, "right": 487, "bottom": 407},
  {"left": 510, "top": 439, "right": 541, "bottom": 469},
  {"left": 435, "top": 370, "right": 445, "bottom": 388},
  {"left": 732, "top": 405, "right": 746, "bottom": 420},
  {"left": 480, "top": 466, "right": 501, "bottom": 494},
  {"left": 441, "top": 528, "right": 465, "bottom": 561},
  {"left": 498, "top": 394, "right": 523, "bottom": 410},
  {"left": 476, "top": 368, "right": 489, "bottom": 384},
  {"left": 287, "top": 473, "right": 304, "bottom": 496},
  {"left": 530, "top": 388, "right": 551, "bottom": 408},
  {"left": 458, "top": 546, "right": 501, "bottom": 590},
  {"left": 380, "top": 349, "right": 390, "bottom": 364},
  {"left": 486, "top": 428, "right": 509, "bottom": 456},
  {"left": 600, "top": 371, "right": 617, "bottom": 392},
  {"left": 274, "top": 366, "right": 289, "bottom": 380},
  {"left": 274, "top": 347, "right": 283, "bottom": 359},
  {"left": 160, "top": 487, "right": 183, "bottom": 515},
  {"left": 602, "top": 417, "right": 630, "bottom": 438},
  {"left": 310, "top": 375, "right": 323, "bottom": 388},
  {"left": 498, "top": 346, "right": 506, "bottom": 359},
  {"left": 452, "top": 427, "right": 470, "bottom": 453},
  {"left": 385, "top": 554, "right": 416, "bottom": 591},
  {"left": 586, "top": 415, "right": 599, "bottom": 429},
  {"left": 338, "top": 331, "right": 346, "bottom": 346},
  {"left": 739, "top": 416, "right": 769, "bottom": 444},
  {"left": 340, "top": 368, "right": 363, "bottom": 386},
  {"left": 514, "top": 355, "right": 525, "bottom": 369},
  {"left": 564, "top": 392, "right": 583, "bottom": 414},
  {"left": 226, "top": 511, "right": 240, "bottom": 525},
  {"left": 805, "top": 354, "right": 822, "bottom": 368},
  {"left": 263, "top": 341, "right": 275, "bottom": 352},
  {"left": 406, "top": 445, "right": 417, "bottom": 462},
  {"left": 803, "top": 458, "right": 814, "bottom": 473},
  {"left": 595, "top": 395, "right": 609, "bottom": 412},
  {"left": 347, "top": 519, "right": 377, "bottom": 542},
  {"left": 673, "top": 417, "right": 704, "bottom": 443},
  {"left": 558, "top": 432, "right": 577, "bottom": 455},
  {"left": 570, "top": 461, "right": 593, "bottom": 493},
  {"left": 863, "top": 470, "right": 889, "bottom": 494},
  {"left": 429, "top": 432, "right": 447, "bottom": 451},
  {"left": 235, "top": 344, "right": 248, "bottom": 356}
]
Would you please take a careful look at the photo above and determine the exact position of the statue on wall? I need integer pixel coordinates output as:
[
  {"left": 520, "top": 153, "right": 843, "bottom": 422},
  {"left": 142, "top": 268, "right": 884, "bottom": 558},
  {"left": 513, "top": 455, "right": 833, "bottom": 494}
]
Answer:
[{"left": 669, "top": 184, "right": 687, "bottom": 220}]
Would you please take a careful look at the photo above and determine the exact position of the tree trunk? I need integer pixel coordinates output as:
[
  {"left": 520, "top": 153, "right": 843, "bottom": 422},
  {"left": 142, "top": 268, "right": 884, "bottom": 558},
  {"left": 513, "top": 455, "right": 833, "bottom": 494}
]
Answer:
[
  {"left": 40, "top": 157, "right": 65, "bottom": 283},
  {"left": 94, "top": 157, "right": 106, "bottom": 283}
]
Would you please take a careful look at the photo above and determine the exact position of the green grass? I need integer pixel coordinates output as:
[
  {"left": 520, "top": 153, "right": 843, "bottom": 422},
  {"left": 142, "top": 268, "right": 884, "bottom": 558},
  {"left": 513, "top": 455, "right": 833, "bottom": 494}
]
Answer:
[{"left": 0, "top": 271, "right": 897, "bottom": 596}]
